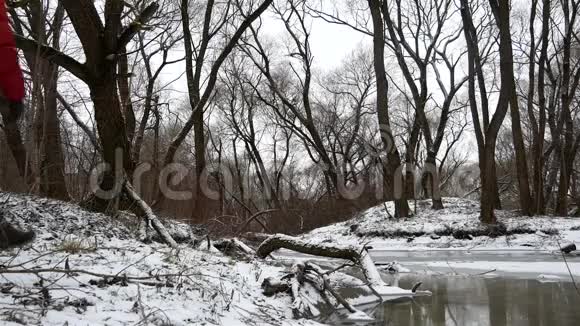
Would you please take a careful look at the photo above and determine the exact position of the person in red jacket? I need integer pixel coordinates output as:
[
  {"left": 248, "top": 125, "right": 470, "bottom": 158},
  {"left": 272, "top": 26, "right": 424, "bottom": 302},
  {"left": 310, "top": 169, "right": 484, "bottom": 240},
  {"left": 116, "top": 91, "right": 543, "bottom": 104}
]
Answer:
[
  {"left": 0, "top": 0, "right": 35, "bottom": 249},
  {"left": 0, "top": 0, "right": 24, "bottom": 121}
]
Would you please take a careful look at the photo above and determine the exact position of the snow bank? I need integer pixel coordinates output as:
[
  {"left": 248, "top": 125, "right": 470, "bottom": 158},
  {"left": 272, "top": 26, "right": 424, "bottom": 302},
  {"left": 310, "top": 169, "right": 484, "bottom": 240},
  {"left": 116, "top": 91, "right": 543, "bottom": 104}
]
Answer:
[
  {"left": 0, "top": 192, "right": 322, "bottom": 325},
  {"left": 304, "top": 198, "right": 580, "bottom": 251}
]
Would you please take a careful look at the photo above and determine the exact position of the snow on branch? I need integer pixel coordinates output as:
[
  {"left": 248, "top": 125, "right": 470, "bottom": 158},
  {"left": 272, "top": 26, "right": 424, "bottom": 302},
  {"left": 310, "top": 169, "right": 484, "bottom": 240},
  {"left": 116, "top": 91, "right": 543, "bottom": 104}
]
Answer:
[
  {"left": 256, "top": 234, "right": 431, "bottom": 300},
  {"left": 124, "top": 182, "right": 178, "bottom": 247}
]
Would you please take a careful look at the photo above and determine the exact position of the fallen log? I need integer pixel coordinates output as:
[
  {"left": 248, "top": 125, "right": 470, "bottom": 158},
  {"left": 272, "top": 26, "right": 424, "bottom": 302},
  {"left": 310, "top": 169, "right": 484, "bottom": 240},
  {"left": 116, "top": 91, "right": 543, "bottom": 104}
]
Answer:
[
  {"left": 124, "top": 182, "right": 177, "bottom": 248},
  {"left": 213, "top": 238, "right": 255, "bottom": 258},
  {"left": 232, "top": 238, "right": 255, "bottom": 255},
  {"left": 257, "top": 234, "right": 383, "bottom": 288},
  {"left": 256, "top": 234, "right": 431, "bottom": 301}
]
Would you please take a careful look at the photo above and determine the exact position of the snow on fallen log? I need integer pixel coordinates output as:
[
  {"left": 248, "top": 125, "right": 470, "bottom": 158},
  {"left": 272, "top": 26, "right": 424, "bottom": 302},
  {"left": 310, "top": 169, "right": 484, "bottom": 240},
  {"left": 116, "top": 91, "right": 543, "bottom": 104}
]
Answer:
[
  {"left": 257, "top": 234, "right": 383, "bottom": 287},
  {"left": 213, "top": 237, "right": 255, "bottom": 258},
  {"left": 124, "top": 182, "right": 178, "bottom": 248},
  {"left": 232, "top": 237, "right": 255, "bottom": 255},
  {"left": 288, "top": 263, "right": 315, "bottom": 318},
  {"left": 305, "top": 262, "right": 371, "bottom": 320},
  {"left": 256, "top": 234, "right": 431, "bottom": 300}
]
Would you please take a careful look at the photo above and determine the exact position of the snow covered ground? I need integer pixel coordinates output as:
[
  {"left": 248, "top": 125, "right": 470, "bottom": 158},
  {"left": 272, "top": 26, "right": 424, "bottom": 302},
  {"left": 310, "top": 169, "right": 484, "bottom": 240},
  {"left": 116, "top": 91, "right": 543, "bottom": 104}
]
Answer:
[
  {"left": 0, "top": 192, "right": 424, "bottom": 325},
  {"left": 0, "top": 192, "right": 313, "bottom": 325},
  {"left": 302, "top": 198, "right": 580, "bottom": 279},
  {"left": 3, "top": 193, "right": 578, "bottom": 325}
]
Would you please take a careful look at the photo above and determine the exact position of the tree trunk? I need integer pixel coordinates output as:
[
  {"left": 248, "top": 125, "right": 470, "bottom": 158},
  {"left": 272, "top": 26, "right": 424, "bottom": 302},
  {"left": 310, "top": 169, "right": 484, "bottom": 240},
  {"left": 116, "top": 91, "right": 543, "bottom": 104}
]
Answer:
[
  {"left": 491, "top": 0, "right": 533, "bottom": 216},
  {"left": 89, "top": 82, "right": 133, "bottom": 213},
  {"left": 368, "top": 0, "right": 409, "bottom": 217},
  {"left": 404, "top": 119, "right": 420, "bottom": 201},
  {"left": 39, "top": 64, "right": 69, "bottom": 200},
  {"left": 480, "top": 142, "right": 499, "bottom": 224},
  {"left": 191, "top": 106, "right": 206, "bottom": 222},
  {"left": 118, "top": 51, "right": 136, "bottom": 145},
  {"left": 533, "top": 0, "right": 550, "bottom": 214},
  {"left": 423, "top": 152, "right": 444, "bottom": 210},
  {"left": 554, "top": 0, "right": 580, "bottom": 216}
]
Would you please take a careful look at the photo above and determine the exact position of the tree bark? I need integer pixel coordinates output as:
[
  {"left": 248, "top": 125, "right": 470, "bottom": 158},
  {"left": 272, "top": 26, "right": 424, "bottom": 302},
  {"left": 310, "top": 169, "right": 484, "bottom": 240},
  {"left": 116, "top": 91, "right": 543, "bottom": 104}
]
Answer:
[
  {"left": 460, "top": 0, "right": 510, "bottom": 223},
  {"left": 367, "top": 0, "right": 409, "bottom": 217},
  {"left": 533, "top": 0, "right": 550, "bottom": 214},
  {"left": 490, "top": 0, "right": 533, "bottom": 216},
  {"left": 174, "top": 0, "right": 273, "bottom": 221}
]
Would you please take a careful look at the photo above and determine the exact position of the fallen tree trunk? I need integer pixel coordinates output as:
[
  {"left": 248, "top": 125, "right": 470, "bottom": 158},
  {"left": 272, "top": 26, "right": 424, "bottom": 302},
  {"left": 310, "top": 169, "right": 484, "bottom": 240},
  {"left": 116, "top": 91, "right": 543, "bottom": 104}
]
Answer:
[
  {"left": 213, "top": 237, "right": 255, "bottom": 258},
  {"left": 124, "top": 182, "right": 178, "bottom": 248},
  {"left": 257, "top": 234, "right": 384, "bottom": 288},
  {"left": 305, "top": 262, "right": 359, "bottom": 314},
  {"left": 257, "top": 234, "right": 431, "bottom": 302}
]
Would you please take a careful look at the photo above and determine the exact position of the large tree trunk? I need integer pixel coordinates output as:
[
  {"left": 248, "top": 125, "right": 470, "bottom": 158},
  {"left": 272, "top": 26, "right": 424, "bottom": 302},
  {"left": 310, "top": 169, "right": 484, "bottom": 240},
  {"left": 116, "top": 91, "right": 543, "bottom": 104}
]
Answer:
[
  {"left": 467, "top": 0, "right": 524, "bottom": 222},
  {"left": 257, "top": 234, "right": 387, "bottom": 289},
  {"left": 368, "top": 0, "right": 409, "bottom": 217},
  {"left": 554, "top": 0, "right": 579, "bottom": 217},
  {"left": 39, "top": 64, "right": 69, "bottom": 200},
  {"left": 423, "top": 152, "right": 444, "bottom": 210},
  {"left": 460, "top": 0, "right": 499, "bottom": 214},
  {"left": 491, "top": 0, "right": 533, "bottom": 216},
  {"left": 480, "top": 141, "right": 499, "bottom": 224},
  {"left": 509, "top": 94, "right": 533, "bottom": 216},
  {"left": 89, "top": 81, "right": 133, "bottom": 213},
  {"left": 533, "top": 0, "right": 551, "bottom": 214},
  {"left": 35, "top": 3, "right": 69, "bottom": 199}
]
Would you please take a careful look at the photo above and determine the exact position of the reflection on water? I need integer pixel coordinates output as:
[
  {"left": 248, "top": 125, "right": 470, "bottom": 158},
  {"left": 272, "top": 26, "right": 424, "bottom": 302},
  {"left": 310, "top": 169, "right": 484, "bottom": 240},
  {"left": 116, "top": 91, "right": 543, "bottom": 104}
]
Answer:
[{"left": 319, "top": 274, "right": 580, "bottom": 326}]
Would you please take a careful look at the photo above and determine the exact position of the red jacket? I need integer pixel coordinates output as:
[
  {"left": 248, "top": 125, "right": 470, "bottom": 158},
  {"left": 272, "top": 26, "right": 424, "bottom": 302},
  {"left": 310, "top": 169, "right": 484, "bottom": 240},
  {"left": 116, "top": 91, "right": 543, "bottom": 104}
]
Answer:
[{"left": 0, "top": 0, "right": 24, "bottom": 102}]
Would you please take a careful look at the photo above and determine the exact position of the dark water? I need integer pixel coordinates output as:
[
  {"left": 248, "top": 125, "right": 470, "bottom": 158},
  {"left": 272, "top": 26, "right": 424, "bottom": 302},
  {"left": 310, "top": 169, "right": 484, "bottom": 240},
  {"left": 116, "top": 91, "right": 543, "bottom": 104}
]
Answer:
[{"left": 318, "top": 274, "right": 580, "bottom": 326}]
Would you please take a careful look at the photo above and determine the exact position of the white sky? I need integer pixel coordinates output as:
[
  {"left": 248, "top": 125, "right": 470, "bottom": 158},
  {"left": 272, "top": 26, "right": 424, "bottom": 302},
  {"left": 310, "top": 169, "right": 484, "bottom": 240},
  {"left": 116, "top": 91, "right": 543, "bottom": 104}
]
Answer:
[{"left": 159, "top": 8, "right": 367, "bottom": 96}]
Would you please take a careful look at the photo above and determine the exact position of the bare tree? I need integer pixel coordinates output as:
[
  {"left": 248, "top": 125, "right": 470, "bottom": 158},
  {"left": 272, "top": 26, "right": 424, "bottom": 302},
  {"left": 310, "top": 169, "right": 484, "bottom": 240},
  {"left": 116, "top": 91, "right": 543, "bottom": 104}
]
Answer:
[
  {"left": 241, "top": 1, "right": 342, "bottom": 197},
  {"left": 15, "top": 0, "right": 162, "bottom": 212},
  {"left": 367, "top": 0, "right": 410, "bottom": 217},
  {"left": 380, "top": 0, "right": 468, "bottom": 209},
  {"left": 459, "top": 0, "right": 508, "bottom": 223},
  {"left": 553, "top": 0, "right": 580, "bottom": 215},
  {"left": 153, "top": 0, "right": 274, "bottom": 221},
  {"left": 488, "top": 0, "right": 533, "bottom": 216},
  {"left": 9, "top": 1, "right": 70, "bottom": 200}
]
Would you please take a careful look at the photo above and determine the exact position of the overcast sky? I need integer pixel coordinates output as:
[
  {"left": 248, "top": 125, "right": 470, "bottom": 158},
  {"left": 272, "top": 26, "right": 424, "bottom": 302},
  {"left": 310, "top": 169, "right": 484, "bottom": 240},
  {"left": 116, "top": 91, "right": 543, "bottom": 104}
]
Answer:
[{"left": 158, "top": 8, "right": 367, "bottom": 96}]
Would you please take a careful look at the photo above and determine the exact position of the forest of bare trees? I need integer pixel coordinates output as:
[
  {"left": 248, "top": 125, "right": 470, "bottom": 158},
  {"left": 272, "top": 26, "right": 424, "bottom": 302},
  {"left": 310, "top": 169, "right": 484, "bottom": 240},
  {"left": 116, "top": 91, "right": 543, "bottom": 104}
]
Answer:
[{"left": 2, "top": 0, "right": 580, "bottom": 232}]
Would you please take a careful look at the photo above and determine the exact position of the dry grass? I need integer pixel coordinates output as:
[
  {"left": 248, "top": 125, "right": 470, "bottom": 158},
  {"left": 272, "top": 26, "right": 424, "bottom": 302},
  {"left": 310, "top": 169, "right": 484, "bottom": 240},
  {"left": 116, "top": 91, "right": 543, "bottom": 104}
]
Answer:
[{"left": 55, "top": 237, "right": 97, "bottom": 254}]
